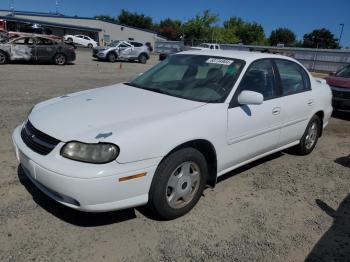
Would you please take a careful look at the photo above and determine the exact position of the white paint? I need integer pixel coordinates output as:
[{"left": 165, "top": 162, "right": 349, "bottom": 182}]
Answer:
[{"left": 12, "top": 50, "right": 333, "bottom": 212}]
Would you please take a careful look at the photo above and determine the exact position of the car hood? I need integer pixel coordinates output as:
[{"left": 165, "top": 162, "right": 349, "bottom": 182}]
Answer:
[
  {"left": 325, "top": 76, "right": 350, "bottom": 89},
  {"left": 29, "top": 83, "right": 206, "bottom": 142}
]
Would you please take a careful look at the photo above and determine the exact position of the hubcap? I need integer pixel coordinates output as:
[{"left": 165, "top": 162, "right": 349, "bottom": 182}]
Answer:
[
  {"left": 56, "top": 55, "right": 65, "bottom": 65},
  {"left": 166, "top": 161, "right": 201, "bottom": 209},
  {"left": 305, "top": 122, "right": 318, "bottom": 149}
]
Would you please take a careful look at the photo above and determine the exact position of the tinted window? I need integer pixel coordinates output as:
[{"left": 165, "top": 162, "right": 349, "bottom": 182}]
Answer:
[
  {"left": 239, "top": 60, "right": 277, "bottom": 100},
  {"left": 336, "top": 65, "right": 350, "bottom": 78},
  {"left": 275, "top": 60, "right": 310, "bottom": 95},
  {"left": 119, "top": 43, "right": 130, "bottom": 48},
  {"left": 36, "top": 38, "right": 54, "bottom": 45},
  {"left": 84, "top": 36, "right": 90, "bottom": 40}
]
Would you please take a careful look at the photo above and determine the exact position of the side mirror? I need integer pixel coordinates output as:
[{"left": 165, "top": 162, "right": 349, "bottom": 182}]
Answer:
[{"left": 237, "top": 91, "right": 263, "bottom": 105}]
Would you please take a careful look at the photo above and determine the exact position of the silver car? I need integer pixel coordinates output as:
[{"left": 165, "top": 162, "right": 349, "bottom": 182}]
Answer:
[{"left": 93, "top": 40, "right": 150, "bottom": 64}]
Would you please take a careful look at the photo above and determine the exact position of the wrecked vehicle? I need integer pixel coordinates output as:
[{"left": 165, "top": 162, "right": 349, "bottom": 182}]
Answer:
[
  {"left": 92, "top": 40, "right": 150, "bottom": 63},
  {"left": 0, "top": 35, "right": 76, "bottom": 65}
]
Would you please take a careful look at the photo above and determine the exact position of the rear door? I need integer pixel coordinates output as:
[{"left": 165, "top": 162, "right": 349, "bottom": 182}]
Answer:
[
  {"left": 225, "top": 59, "right": 283, "bottom": 168},
  {"left": 35, "top": 37, "right": 56, "bottom": 61},
  {"left": 273, "top": 59, "right": 313, "bottom": 146},
  {"left": 118, "top": 42, "right": 133, "bottom": 58}
]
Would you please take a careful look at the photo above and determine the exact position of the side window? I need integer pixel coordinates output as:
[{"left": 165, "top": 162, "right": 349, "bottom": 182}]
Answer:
[
  {"left": 119, "top": 43, "right": 131, "bottom": 48},
  {"left": 275, "top": 60, "right": 310, "bottom": 95},
  {"left": 12, "top": 37, "right": 34, "bottom": 45},
  {"left": 36, "top": 38, "right": 53, "bottom": 45},
  {"left": 84, "top": 36, "right": 90, "bottom": 40},
  {"left": 238, "top": 60, "right": 277, "bottom": 100}
]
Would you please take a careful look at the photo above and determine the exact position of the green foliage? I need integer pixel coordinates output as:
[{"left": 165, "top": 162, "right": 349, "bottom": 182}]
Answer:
[
  {"left": 302, "top": 28, "right": 340, "bottom": 49},
  {"left": 183, "top": 10, "right": 219, "bottom": 40},
  {"left": 117, "top": 9, "right": 153, "bottom": 30},
  {"left": 269, "top": 27, "right": 296, "bottom": 46},
  {"left": 223, "top": 17, "right": 265, "bottom": 44},
  {"left": 214, "top": 27, "right": 240, "bottom": 44}
]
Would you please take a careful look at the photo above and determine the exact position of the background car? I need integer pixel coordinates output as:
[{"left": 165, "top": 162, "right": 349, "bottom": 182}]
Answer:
[
  {"left": 64, "top": 34, "right": 98, "bottom": 48},
  {"left": 0, "top": 35, "right": 76, "bottom": 65},
  {"left": 92, "top": 40, "right": 150, "bottom": 63},
  {"left": 325, "top": 64, "right": 350, "bottom": 112}
]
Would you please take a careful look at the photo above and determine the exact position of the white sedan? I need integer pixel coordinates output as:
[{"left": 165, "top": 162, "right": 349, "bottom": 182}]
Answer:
[
  {"left": 12, "top": 50, "right": 332, "bottom": 219},
  {"left": 64, "top": 34, "right": 97, "bottom": 48}
]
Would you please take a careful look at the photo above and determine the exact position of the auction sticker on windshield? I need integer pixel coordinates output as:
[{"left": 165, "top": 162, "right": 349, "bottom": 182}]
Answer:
[{"left": 206, "top": 58, "right": 234, "bottom": 65}]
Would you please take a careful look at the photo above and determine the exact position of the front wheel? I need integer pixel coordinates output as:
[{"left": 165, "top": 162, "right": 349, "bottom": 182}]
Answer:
[
  {"left": 0, "top": 51, "right": 8, "bottom": 64},
  {"left": 107, "top": 52, "right": 117, "bottom": 63},
  {"left": 87, "top": 43, "right": 93, "bottom": 48},
  {"left": 148, "top": 148, "right": 208, "bottom": 220},
  {"left": 293, "top": 115, "right": 321, "bottom": 155},
  {"left": 53, "top": 53, "right": 67, "bottom": 65}
]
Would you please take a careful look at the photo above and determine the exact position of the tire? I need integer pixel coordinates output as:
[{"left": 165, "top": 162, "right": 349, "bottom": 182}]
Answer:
[
  {"left": 293, "top": 115, "right": 321, "bottom": 155},
  {"left": 67, "top": 38, "right": 73, "bottom": 43},
  {"left": 0, "top": 51, "right": 8, "bottom": 64},
  {"left": 138, "top": 53, "right": 147, "bottom": 64},
  {"left": 148, "top": 148, "right": 208, "bottom": 220},
  {"left": 53, "top": 53, "right": 67, "bottom": 65},
  {"left": 107, "top": 52, "right": 117, "bottom": 63},
  {"left": 87, "top": 43, "right": 93, "bottom": 48}
]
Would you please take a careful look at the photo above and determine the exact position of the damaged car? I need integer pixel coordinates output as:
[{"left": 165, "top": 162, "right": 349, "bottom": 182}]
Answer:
[
  {"left": 93, "top": 40, "right": 150, "bottom": 63},
  {"left": 0, "top": 35, "right": 76, "bottom": 65}
]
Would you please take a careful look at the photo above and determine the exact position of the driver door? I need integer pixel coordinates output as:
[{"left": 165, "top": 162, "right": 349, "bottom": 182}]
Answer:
[
  {"left": 224, "top": 59, "right": 283, "bottom": 169},
  {"left": 10, "top": 37, "right": 35, "bottom": 61}
]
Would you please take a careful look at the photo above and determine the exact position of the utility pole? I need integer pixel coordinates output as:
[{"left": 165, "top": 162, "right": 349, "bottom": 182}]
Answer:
[
  {"left": 10, "top": 0, "right": 14, "bottom": 15},
  {"left": 338, "top": 23, "right": 344, "bottom": 46}
]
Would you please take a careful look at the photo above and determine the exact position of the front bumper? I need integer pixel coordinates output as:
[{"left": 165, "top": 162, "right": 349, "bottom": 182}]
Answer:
[{"left": 12, "top": 125, "right": 160, "bottom": 212}]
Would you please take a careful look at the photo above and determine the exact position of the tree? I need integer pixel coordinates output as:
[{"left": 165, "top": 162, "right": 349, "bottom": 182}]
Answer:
[
  {"left": 117, "top": 9, "right": 153, "bottom": 30},
  {"left": 214, "top": 27, "right": 240, "bottom": 44},
  {"left": 183, "top": 10, "right": 219, "bottom": 41},
  {"left": 303, "top": 28, "right": 340, "bottom": 49},
  {"left": 223, "top": 17, "right": 265, "bottom": 45},
  {"left": 269, "top": 27, "right": 296, "bottom": 46},
  {"left": 155, "top": 18, "right": 183, "bottom": 40}
]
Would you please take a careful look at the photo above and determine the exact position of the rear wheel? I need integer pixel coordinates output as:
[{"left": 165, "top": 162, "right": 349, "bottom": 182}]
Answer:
[
  {"left": 67, "top": 38, "right": 73, "bottom": 43},
  {"left": 148, "top": 148, "right": 208, "bottom": 220},
  {"left": 108, "top": 52, "right": 117, "bottom": 63},
  {"left": 0, "top": 51, "right": 7, "bottom": 64},
  {"left": 138, "top": 54, "right": 147, "bottom": 64},
  {"left": 87, "top": 43, "right": 93, "bottom": 48},
  {"left": 53, "top": 53, "right": 67, "bottom": 65},
  {"left": 293, "top": 115, "right": 321, "bottom": 155}
]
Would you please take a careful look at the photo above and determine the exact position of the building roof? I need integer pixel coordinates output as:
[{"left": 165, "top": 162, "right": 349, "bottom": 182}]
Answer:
[
  {"left": 0, "top": 9, "right": 159, "bottom": 35},
  {"left": 0, "top": 14, "right": 102, "bottom": 32}
]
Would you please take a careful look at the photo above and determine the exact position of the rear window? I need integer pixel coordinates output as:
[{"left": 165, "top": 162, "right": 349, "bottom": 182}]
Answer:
[{"left": 336, "top": 65, "right": 350, "bottom": 78}]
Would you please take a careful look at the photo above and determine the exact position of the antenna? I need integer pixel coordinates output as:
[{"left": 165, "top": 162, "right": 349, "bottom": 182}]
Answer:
[
  {"left": 10, "top": 0, "right": 14, "bottom": 15},
  {"left": 55, "top": 0, "right": 59, "bottom": 14}
]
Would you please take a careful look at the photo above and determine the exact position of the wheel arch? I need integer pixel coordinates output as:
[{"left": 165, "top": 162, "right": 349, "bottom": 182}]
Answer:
[
  {"left": 161, "top": 139, "right": 218, "bottom": 188},
  {"left": 314, "top": 110, "right": 324, "bottom": 137},
  {"left": 139, "top": 52, "right": 149, "bottom": 59}
]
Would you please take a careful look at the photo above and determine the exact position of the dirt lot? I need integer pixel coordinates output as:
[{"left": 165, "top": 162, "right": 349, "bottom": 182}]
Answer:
[{"left": 0, "top": 49, "right": 349, "bottom": 262}]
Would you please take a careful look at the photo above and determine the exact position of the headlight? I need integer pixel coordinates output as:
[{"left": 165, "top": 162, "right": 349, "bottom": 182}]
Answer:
[{"left": 61, "top": 142, "right": 119, "bottom": 164}]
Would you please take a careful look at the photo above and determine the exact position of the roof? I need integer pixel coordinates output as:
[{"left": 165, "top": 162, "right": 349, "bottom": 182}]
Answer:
[
  {"left": 0, "top": 9, "right": 159, "bottom": 35},
  {"left": 178, "top": 49, "right": 298, "bottom": 64},
  {"left": 0, "top": 15, "right": 102, "bottom": 32}
]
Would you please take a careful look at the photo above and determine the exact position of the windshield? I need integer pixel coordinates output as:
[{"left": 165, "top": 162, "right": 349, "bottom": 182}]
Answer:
[
  {"left": 107, "top": 41, "right": 120, "bottom": 47},
  {"left": 336, "top": 65, "right": 350, "bottom": 78},
  {"left": 128, "top": 54, "right": 245, "bottom": 103}
]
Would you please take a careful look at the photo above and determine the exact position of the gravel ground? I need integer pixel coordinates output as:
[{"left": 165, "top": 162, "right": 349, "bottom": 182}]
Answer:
[{"left": 0, "top": 49, "right": 349, "bottom": 262}]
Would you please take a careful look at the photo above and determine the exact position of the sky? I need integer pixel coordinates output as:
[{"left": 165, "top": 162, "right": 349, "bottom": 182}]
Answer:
[{"left": 1, "top": 0, "right": 350, "bottom": 46}]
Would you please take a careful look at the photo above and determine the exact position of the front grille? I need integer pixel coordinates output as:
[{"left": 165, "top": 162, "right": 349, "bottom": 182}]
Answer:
[
  {"left": 331, "top": 86, "right": 350, "bottom": 99},
  {"left": 21, "top": 121, "right": 60, "bottom": 155}
]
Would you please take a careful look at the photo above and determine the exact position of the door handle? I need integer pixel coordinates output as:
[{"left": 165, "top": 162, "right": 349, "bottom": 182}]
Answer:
[
  {"left": 272, "top": 107, "right": 281, "bottom": 115},
  {"left": 307, "top": 99, "right": 314, "bottom": 106}
]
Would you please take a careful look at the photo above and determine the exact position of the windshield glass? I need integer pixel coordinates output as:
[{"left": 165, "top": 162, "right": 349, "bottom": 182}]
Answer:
[
  {"left": 129, "top": 54, "right": 245, "bottom": 103},
  {"left": 107, "top": 41, "right": 120, "bottom": 47},
  {"left": 336, "top": 65, "right": 350, "bottom": 78}
]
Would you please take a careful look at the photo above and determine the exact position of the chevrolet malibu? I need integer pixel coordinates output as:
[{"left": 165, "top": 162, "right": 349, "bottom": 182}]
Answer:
[{"left": 12, "top": 50, "right": 332, "bottom": 220}]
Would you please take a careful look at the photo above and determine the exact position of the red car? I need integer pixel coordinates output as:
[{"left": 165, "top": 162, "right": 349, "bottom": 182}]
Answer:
[{"left": 325, "top": 64, "right": 350, "bottom": 112}]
